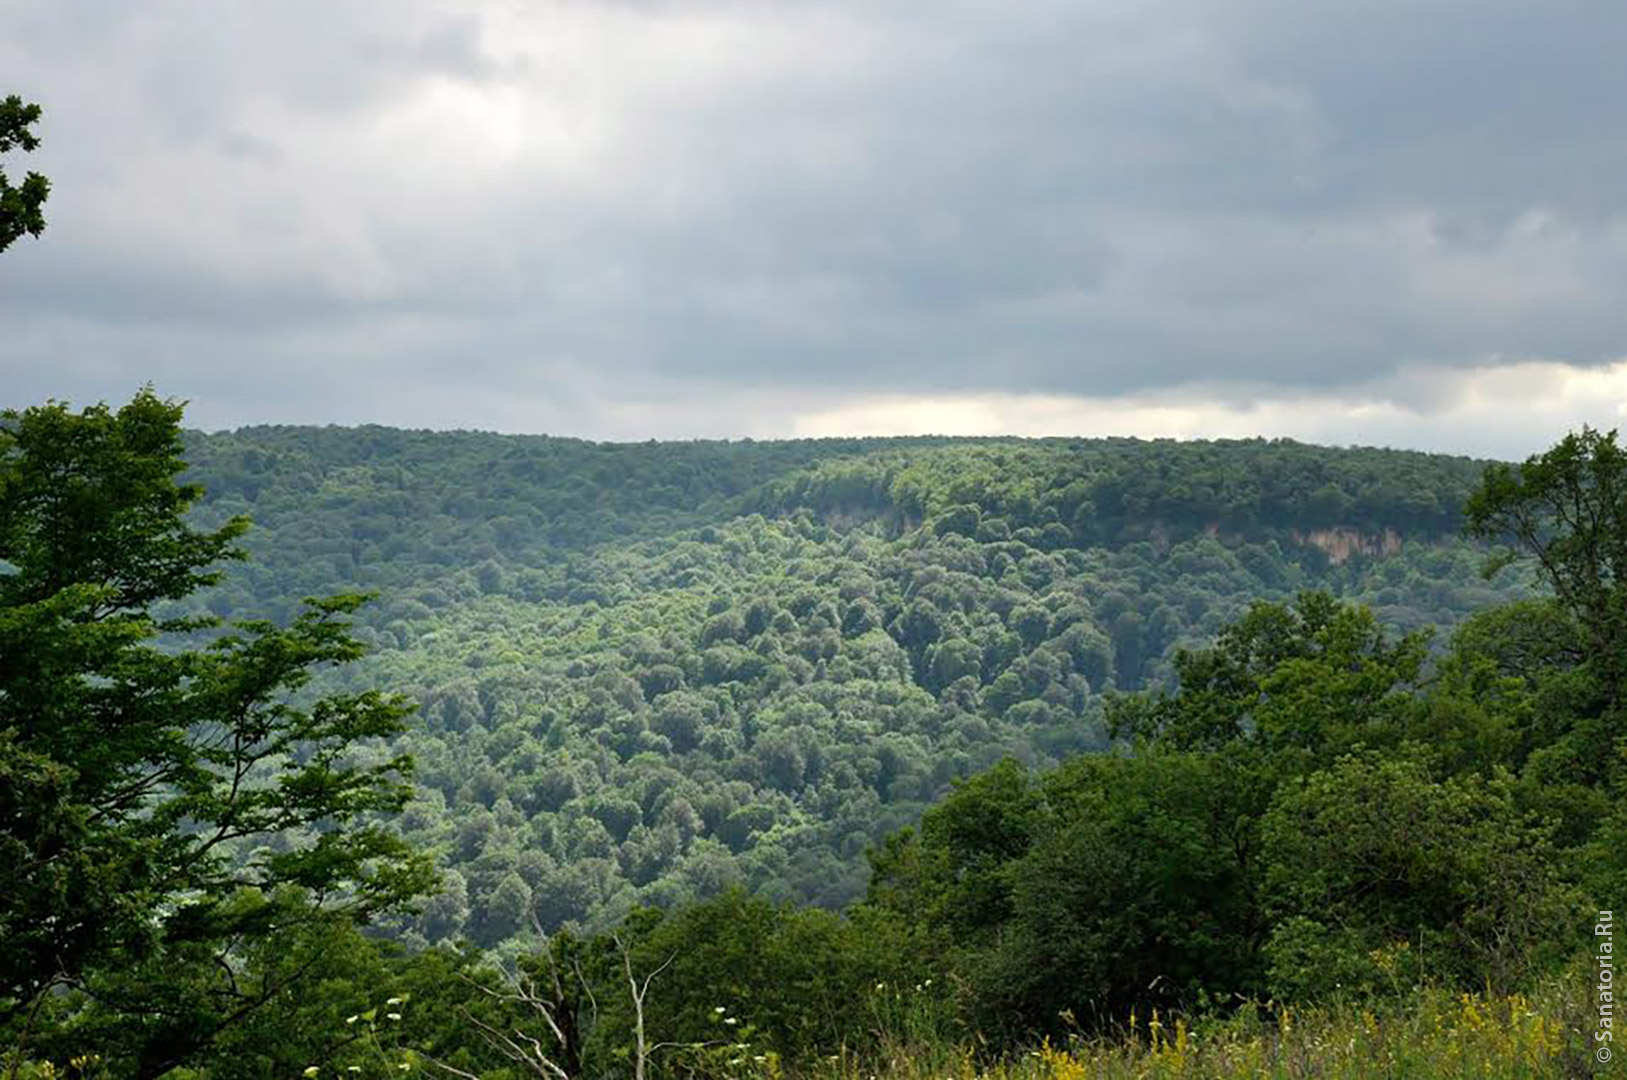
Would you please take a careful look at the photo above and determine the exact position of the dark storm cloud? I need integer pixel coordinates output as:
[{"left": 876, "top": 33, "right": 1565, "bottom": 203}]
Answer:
[{"left": 1, "top": 0, "right": 1625, "bottom": 447}]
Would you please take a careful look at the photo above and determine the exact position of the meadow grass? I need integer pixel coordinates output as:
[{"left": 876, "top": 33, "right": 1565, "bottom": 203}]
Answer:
[{"left": 807, "top": 967, "right": 1607, "bottom": 1080}]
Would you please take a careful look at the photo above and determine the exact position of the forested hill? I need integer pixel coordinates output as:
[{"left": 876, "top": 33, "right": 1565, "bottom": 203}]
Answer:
[
  {"left": 179, "top": 428, "right": 1529, "bottom": 948},
  {"left": 185, "top": 428, "right": 1489, "bottom": 608}
]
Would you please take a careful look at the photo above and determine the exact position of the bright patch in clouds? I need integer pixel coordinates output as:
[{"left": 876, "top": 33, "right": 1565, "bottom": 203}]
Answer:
[{"left": 792, "top": 359, "right": 1627, "bottom": 459}]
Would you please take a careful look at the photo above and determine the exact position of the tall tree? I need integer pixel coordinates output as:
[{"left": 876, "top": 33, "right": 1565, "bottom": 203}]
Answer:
[
  {"left": 0, "top": 390, "right": 432, "bottom": 1076},
  {"left": 0, "top": 95, "right": 49, "bottom": 253},
  {"left": 1466, "top": 426, "right": 1627, "bottom": 705},
  {"left": 1464, "top": 426, "right": 1627, "bottom": 801}
]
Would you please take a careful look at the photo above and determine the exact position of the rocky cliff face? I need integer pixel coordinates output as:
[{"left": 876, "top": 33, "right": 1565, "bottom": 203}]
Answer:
[{"left": 1292, "top": 526, "right": 1404, "bottom": 564}]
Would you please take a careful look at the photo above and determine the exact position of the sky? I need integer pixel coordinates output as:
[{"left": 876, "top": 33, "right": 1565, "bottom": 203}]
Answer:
[{"left": 3, "top": 0, "right": 1626, "bottom": 458}]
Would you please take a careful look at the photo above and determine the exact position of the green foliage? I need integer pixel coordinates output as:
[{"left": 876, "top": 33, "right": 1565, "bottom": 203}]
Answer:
[
  {"left": 1465, "top": 425, "right": 1627, "bottom": 783},
  {"left": 866, "top": 750, "right": 1267, "bottom": 1041},
  {"left": 860, "top": 585, "right": 1599, "bottom": 1046},
  {"left": 0, "top": 94, "right": 49, "bottom": 253},
  {"left": 0, "top": 392, "right": 432, "bottom": 1075},
  {"left": 1106, "top": 592, "right": 1428, "bottom": 758},
  {"left": 166, "top": 427, "right": 1529, "bottom": 941},
  {"left": 856, "top": 428, "right": 1626, "bottom": 1043},
  {"left": 606, "top": 890, "right": 914, "bottom": 1063},
  {"left": 1261, "top": 754, "right": 1576, "bottom": 999},
  {"left": 15, "top": 394, "right": 1608, "bottom": 1076}
]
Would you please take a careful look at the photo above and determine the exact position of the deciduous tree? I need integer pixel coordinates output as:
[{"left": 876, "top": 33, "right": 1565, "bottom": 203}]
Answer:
[
  {"left": 0, "top": 95, "right": 49, "bottom": 253},
  {"left": 0, "top": 390, "right": 432, "bottom": 1075}
]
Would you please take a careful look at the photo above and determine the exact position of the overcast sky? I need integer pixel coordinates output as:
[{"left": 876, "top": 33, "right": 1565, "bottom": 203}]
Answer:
[{"left": 3, "top": 1, "right": 1625, "bottom": 457}]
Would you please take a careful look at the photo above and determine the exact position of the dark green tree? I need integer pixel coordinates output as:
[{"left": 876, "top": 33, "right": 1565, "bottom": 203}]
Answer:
[
  {"left": 1466, "top": 426, "right": 1627, "bottom": 715},
  {"left": 1108, "top": 592, "right": 1428, "bottom": 756},
  {"left": 867, "top": 753, "right": 1262, "bottom": 1041},
  {"left": 1261, "top": 753, "right": 1575, "bottom": 999},
  {"left": 0, "top": 391, "right": 433, "bottom": 1076},
  {"left": 0, "top": 95, "right": 49, "bottom": 253}
]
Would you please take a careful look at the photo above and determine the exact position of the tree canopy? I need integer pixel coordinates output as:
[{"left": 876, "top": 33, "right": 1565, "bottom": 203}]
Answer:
[
  {"left": 0, "top": 391, "right": 431, "bottom": 1074},
  {"left": 148, "top": 424, "right": 1537, "bottom": 943},
  {"left": 0, "top": 94, "right": 48, "bottom": 253}
]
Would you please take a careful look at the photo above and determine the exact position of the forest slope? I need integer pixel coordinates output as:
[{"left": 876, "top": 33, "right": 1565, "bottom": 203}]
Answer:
[{"left": 179, "top": 431, "right": 1530, "bottom": 946}]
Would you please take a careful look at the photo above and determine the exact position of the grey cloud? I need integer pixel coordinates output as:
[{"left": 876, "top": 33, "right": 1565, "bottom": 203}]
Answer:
[{"left": 1, "top": 0, "right": 1625, "bottom": 449}]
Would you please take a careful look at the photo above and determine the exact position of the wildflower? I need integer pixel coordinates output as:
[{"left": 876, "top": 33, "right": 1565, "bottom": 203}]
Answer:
[
  {"left": 346, "top": 1015, "right": 359, "bottom": 1025},
  {"left": 714, "top": 1006, "right": 727, "bottom": 1014},
  {"left": 724, "top": 1017, "right": 739, "bottom": 1026},
  {"left": 387, "top": 1012, "right": 403, "bottom": 1021},
  {"left": 387, "top": 997, "right": 403, "bottom": 1005}
]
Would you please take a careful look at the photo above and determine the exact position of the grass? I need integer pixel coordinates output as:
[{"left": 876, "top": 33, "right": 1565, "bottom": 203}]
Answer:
[
  {"left": 13, "top": 969, "right": 1609, "bottom": 1078},
  {"left": 802, "top": 969, "right": 1608, "bottom": 1080}
]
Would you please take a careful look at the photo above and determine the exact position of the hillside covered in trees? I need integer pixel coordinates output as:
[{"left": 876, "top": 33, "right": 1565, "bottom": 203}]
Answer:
[
  {"left": 11, "top": 393, "right": 1626, "bottom": 1079},
  {"left": 176, "top": 428, "right": 1531, "bottom": 946}
]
